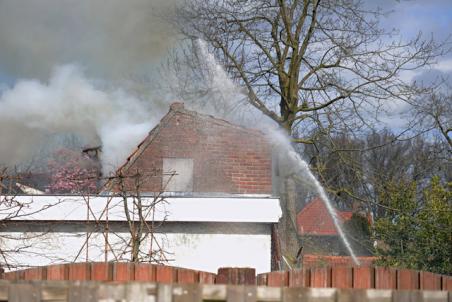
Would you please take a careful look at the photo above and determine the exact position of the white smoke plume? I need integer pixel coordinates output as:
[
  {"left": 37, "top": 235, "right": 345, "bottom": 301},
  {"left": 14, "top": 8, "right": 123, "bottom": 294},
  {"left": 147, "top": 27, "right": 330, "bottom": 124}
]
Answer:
[
  {"left": 0, "top": 65, "right": 157, "bottom": 175},
  {"left": 0, "top": 0, "right": 178, "bottom": 81}
]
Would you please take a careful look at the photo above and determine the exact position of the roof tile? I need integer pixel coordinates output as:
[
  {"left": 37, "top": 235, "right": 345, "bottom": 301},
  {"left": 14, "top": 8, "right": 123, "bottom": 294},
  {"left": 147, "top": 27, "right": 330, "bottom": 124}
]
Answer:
[{"left": 296, "top": 197, "right": 353, "bottom": 236}]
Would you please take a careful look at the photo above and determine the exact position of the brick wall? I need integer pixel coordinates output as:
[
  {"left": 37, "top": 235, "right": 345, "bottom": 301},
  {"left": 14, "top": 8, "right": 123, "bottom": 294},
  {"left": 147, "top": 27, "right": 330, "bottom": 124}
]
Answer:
[{"left": 120, "top": 103, "right": 272, "bottom": 194}]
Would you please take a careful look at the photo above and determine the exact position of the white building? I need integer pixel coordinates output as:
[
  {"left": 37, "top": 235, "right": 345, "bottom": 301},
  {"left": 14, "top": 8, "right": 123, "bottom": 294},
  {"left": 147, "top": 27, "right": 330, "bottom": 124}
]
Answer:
[{"left": 0, "top": 195, "right": 281, "bottom": 274}]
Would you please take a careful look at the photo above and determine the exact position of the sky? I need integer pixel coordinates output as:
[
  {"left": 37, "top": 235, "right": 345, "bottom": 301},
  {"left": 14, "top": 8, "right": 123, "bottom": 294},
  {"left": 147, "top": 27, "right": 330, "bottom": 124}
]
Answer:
[
  {"left": 0, "top": 0, "right": 451, "bottom": 169},
  {"left": 0, "top": 0, "right": 178, "bottom": 84},
  {"left": 0, "top": 0, "right": 451, "bottom": 85}
]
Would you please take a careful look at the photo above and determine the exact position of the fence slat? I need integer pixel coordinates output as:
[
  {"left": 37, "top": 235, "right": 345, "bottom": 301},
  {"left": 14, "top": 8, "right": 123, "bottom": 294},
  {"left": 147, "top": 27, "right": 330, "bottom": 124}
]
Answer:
[
  {"left": 24, "top": 267, "right": 46, "bottom": 280},
  {"left": 288, "top": 268, "right": 308, "bottom": 287},
  {"left": 336, "top": 288, "right": 367, "bottom": 302},
  {"left": 217, "top": 268, "right": 256, "bottom": 285},
  {"left": 227, "top": 285, "right": 246, "bottom": 302},
  {"left": 199, "top": 271, "right": 216, "bottom": 284},
  {"left": 267, "top": 271, "right": 288, "bottom": 287},
  {"left": 375, "top": 267, "right": 397, "bottom": 289},
  {"left": 225, "top": 285, "right": 256, "bottom": 302},
  {"left": 156, "top": 266, "right": 175, "bottom": 283},
  {"left": 422, "top": 290, "right": 449, "bottom": 302},
  {"left": 310, "top": 267, "right": 331, "bottom": 288},
  {"left": 420, "top": 271, "right": 442, "bottom": 290},
  {"left": 397, "top": 269, "right": 419, "bottom": 290},
  {"left": 68, "top": 263, "right": 90, "bottom": 281},
  {"left": 363, "top": 289, "right": 392, "bottom": 302},
  {"left": 124, "top": 283, "right": 157, "bottom": 301},
  {"left": 0, "top": 281, "right": 8, "bottom": 301},
  {"left": 157, "top": 283, "right": 173, "bottom": 302},
  {"left": 256, "top": 273, "right": 268, "bottom": 286},
  {"left": 202, "top": 284, "right": 227, "bottom": 300},
  {"left": 305, "top": 288, "right": 336, "bottom": 302},
  {"left": 9, "top": 283, "right": 40, "bottom": 302},
  {"left": 112, "top": 262, "right": 134, "bottom": 282},
  {"left": 46, "top": 265, "right": 67, "bottom": 281},
  {"left": 441, "top": 275, "right": 452, "bottom": 291},
  {"left": 282, "top": 287, "right": 304, "bottom": 302},
  {"left": 332, "top": 267, "right": 352, "bottom": 289},
  {"left": 134, "top": 263, "right": 156, "bottom": 282},
  {"left": 256, "top": 286, "right": 281, "bottom": 301},
  {"left": 41, "top": 282, "right": 69, "bottom": 301},
  {"left": 177, "top": 268, "right": 198, "bottom": 284},
  {"left": 173, "top": 284, "right": 201, "bottom": 302},
  {"left": 97, "top": 283, "right": 126, "bottom": 301},
  {"left": 68, "top": 282, "right": 98, "bottom": 302},
  {"left": 353, "top": 266, "right": 374, "bottom": 289}
]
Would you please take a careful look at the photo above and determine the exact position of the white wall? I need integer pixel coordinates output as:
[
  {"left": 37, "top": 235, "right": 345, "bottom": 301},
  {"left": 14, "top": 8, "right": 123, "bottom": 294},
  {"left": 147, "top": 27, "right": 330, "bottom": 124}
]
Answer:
[
  {"left": 0, "top": 195, "right": 280, "bottom": 273},
  {"left": 0, "top": 228, "right": 272, "bottom": 273}
]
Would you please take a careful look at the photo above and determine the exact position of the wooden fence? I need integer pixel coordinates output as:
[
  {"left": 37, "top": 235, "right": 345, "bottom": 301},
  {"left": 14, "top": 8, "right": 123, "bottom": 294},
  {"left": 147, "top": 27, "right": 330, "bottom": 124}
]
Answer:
[
  {"left": 0, "top": 281, "right": 450, "bottom": 301},
  {"left": 3, "top": 263, "right": 451, "bottom": 292},
  {"left": 257, "top": 266, "right": 452, "bottom": 291}
]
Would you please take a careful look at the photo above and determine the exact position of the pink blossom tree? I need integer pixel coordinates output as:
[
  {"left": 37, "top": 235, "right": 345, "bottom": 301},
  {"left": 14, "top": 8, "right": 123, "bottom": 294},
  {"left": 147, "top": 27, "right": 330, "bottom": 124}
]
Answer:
[{"left": 47, "top": 148, "right": 99, "bottom": 194}]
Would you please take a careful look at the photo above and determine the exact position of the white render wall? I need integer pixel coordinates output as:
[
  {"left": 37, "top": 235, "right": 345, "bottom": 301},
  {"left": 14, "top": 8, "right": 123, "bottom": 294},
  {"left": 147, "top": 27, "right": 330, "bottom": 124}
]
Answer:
[
  {"left": 0, "top": 195, "right": 281, "bottom": 273},
  {"left": 0, "top": 231, "right": 272, "bottom": 273}
]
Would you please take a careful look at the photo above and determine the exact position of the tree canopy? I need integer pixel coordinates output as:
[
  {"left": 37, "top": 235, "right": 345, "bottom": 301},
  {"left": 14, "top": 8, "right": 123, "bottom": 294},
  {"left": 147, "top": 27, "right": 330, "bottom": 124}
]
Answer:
[{"left": 373, "top": 177, "right": 452, "bottom": 274}]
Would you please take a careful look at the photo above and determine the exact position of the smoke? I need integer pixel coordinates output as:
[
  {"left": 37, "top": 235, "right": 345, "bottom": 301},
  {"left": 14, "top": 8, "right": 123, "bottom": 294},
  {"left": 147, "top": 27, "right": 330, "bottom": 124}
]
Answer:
[
  {"left": 184, "top": 39, "right": 272, "bottom": 127},
  {"left": 0, "top": 65, "right": 158, "bottom": 175},
  {"left": 0, "top": 0, "right": 178, "bottom": 81}
]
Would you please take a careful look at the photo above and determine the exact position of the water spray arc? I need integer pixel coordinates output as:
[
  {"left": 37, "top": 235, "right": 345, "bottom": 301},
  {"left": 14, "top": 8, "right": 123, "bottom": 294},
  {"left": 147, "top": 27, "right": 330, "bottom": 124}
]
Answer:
[
  {"left": 195, "top": 39, "right": 360, "bottom": 265},
  {"left": 286, "top": 148, "right": 360, "bottom": 266}
]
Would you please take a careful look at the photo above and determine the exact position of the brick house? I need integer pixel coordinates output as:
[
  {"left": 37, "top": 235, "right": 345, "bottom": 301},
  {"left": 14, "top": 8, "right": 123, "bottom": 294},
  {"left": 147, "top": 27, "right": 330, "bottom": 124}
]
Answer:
[
  {"left": 106, "top": 102, "right": 272, "bottom": 195},
  {"left": 296, "top": 197, "right": 353, "bottom": 237},
  {"left": 296, "top": 197, "right": 374, "bottom": 261}
]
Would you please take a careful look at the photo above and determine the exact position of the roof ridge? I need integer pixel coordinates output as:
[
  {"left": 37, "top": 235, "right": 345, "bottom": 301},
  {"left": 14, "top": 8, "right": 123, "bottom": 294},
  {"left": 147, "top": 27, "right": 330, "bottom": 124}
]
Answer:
[{"left": 172, "top": 103, "right": 267, "bottom": 137}]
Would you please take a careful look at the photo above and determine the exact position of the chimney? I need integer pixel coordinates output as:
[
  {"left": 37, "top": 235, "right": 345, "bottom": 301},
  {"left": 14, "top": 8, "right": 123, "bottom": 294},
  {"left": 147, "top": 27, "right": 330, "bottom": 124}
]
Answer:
[
  {"left": 170, "top": 102, "right": 185, "bottom": 111},
  {"left": 82, "top": 146, "right": 102, "bottom": 160}
]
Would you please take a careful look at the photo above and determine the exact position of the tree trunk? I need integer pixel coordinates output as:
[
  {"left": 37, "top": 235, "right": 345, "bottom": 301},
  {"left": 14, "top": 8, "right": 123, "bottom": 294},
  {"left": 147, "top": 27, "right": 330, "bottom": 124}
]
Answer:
[{"left": 278, "top": 176, "right": 301, "bottom": 269}]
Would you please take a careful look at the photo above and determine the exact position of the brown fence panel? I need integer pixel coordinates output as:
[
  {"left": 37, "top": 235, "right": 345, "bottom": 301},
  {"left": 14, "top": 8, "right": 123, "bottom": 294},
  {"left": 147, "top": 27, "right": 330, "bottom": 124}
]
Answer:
[
  {"left": 23, "top": 267, "right": 46, "bottom": 280},
  {"left": 420, "top": 271, "right": 442, "bottom": 290},
  {"left": 91, "top": 263, "right": 109, "bottom": 281},
  {"left": 375, "top": 267, "right": 397, "bottom": 289},
  {"left": 155, "top": 265, "right": 176, "bottom": 283},
  {"left": 176, "top": 268, "right": 198, "bottom": 284},
  {"left": 353, "top": 266, "right": 374, "bottom": 289},
  {"left": 111, "top": 262, "right": 134, "bottom": 282},
  {"left": 198, "top": 271, "right": 216, "bottom": 284},
  {"left": 68, "top": 263, "right": 90, "bottom": 281},
  {"left": 1, "top": 262, "right": 451, "bottom": 293},
  {"left": 310, "top": 267, "right": 331, "bottom": 288},
  {"left": 46, "top": 264, "right": 67, "bottom": 281},
  {"left": 331, "top": 266, "right": 352, "bottom": 289},
  {"left": 134, "top": 263, "right": 156, "bottom": 282},
  {"left": 256, "top": 273, "right": 268, "bottom": 286},
  {"left": 216, "top": 268, "right": 255, "bottom": 285},
  {"left": 267, "top": 271, "right": 288, "bottom": 287},
  {"left": 397, "top": 269, "right": 419, "bottom": 290},
  {"left": 3, "top": 271, "right": 17, "bottom": 281},
  {"left": 288, "top": 268, "right": 309, "bottom": 287},
  {"left": 442, "top": 275, "right": 452, "bottom": 291}
]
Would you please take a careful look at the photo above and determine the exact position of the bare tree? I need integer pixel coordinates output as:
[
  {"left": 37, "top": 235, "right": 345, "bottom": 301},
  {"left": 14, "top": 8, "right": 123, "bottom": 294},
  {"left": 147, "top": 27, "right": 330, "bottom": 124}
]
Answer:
[
  {"left": 174, "top": 0, "right": 444, "bottom": 138},
  {"left": 0, "top": 168, "right": 63, "bottom": 270},
  {"left": 0, "top": 165, "right": 173, "bottom": 270},
  {"left": 412, "top": 90, "right": 452, "bottom": 149},
  {"left": 171, "top": 0, "right": 446, "bottom": 260},
  {"left": 110, "top": 170, "right": 172, "bottom": 263}
]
